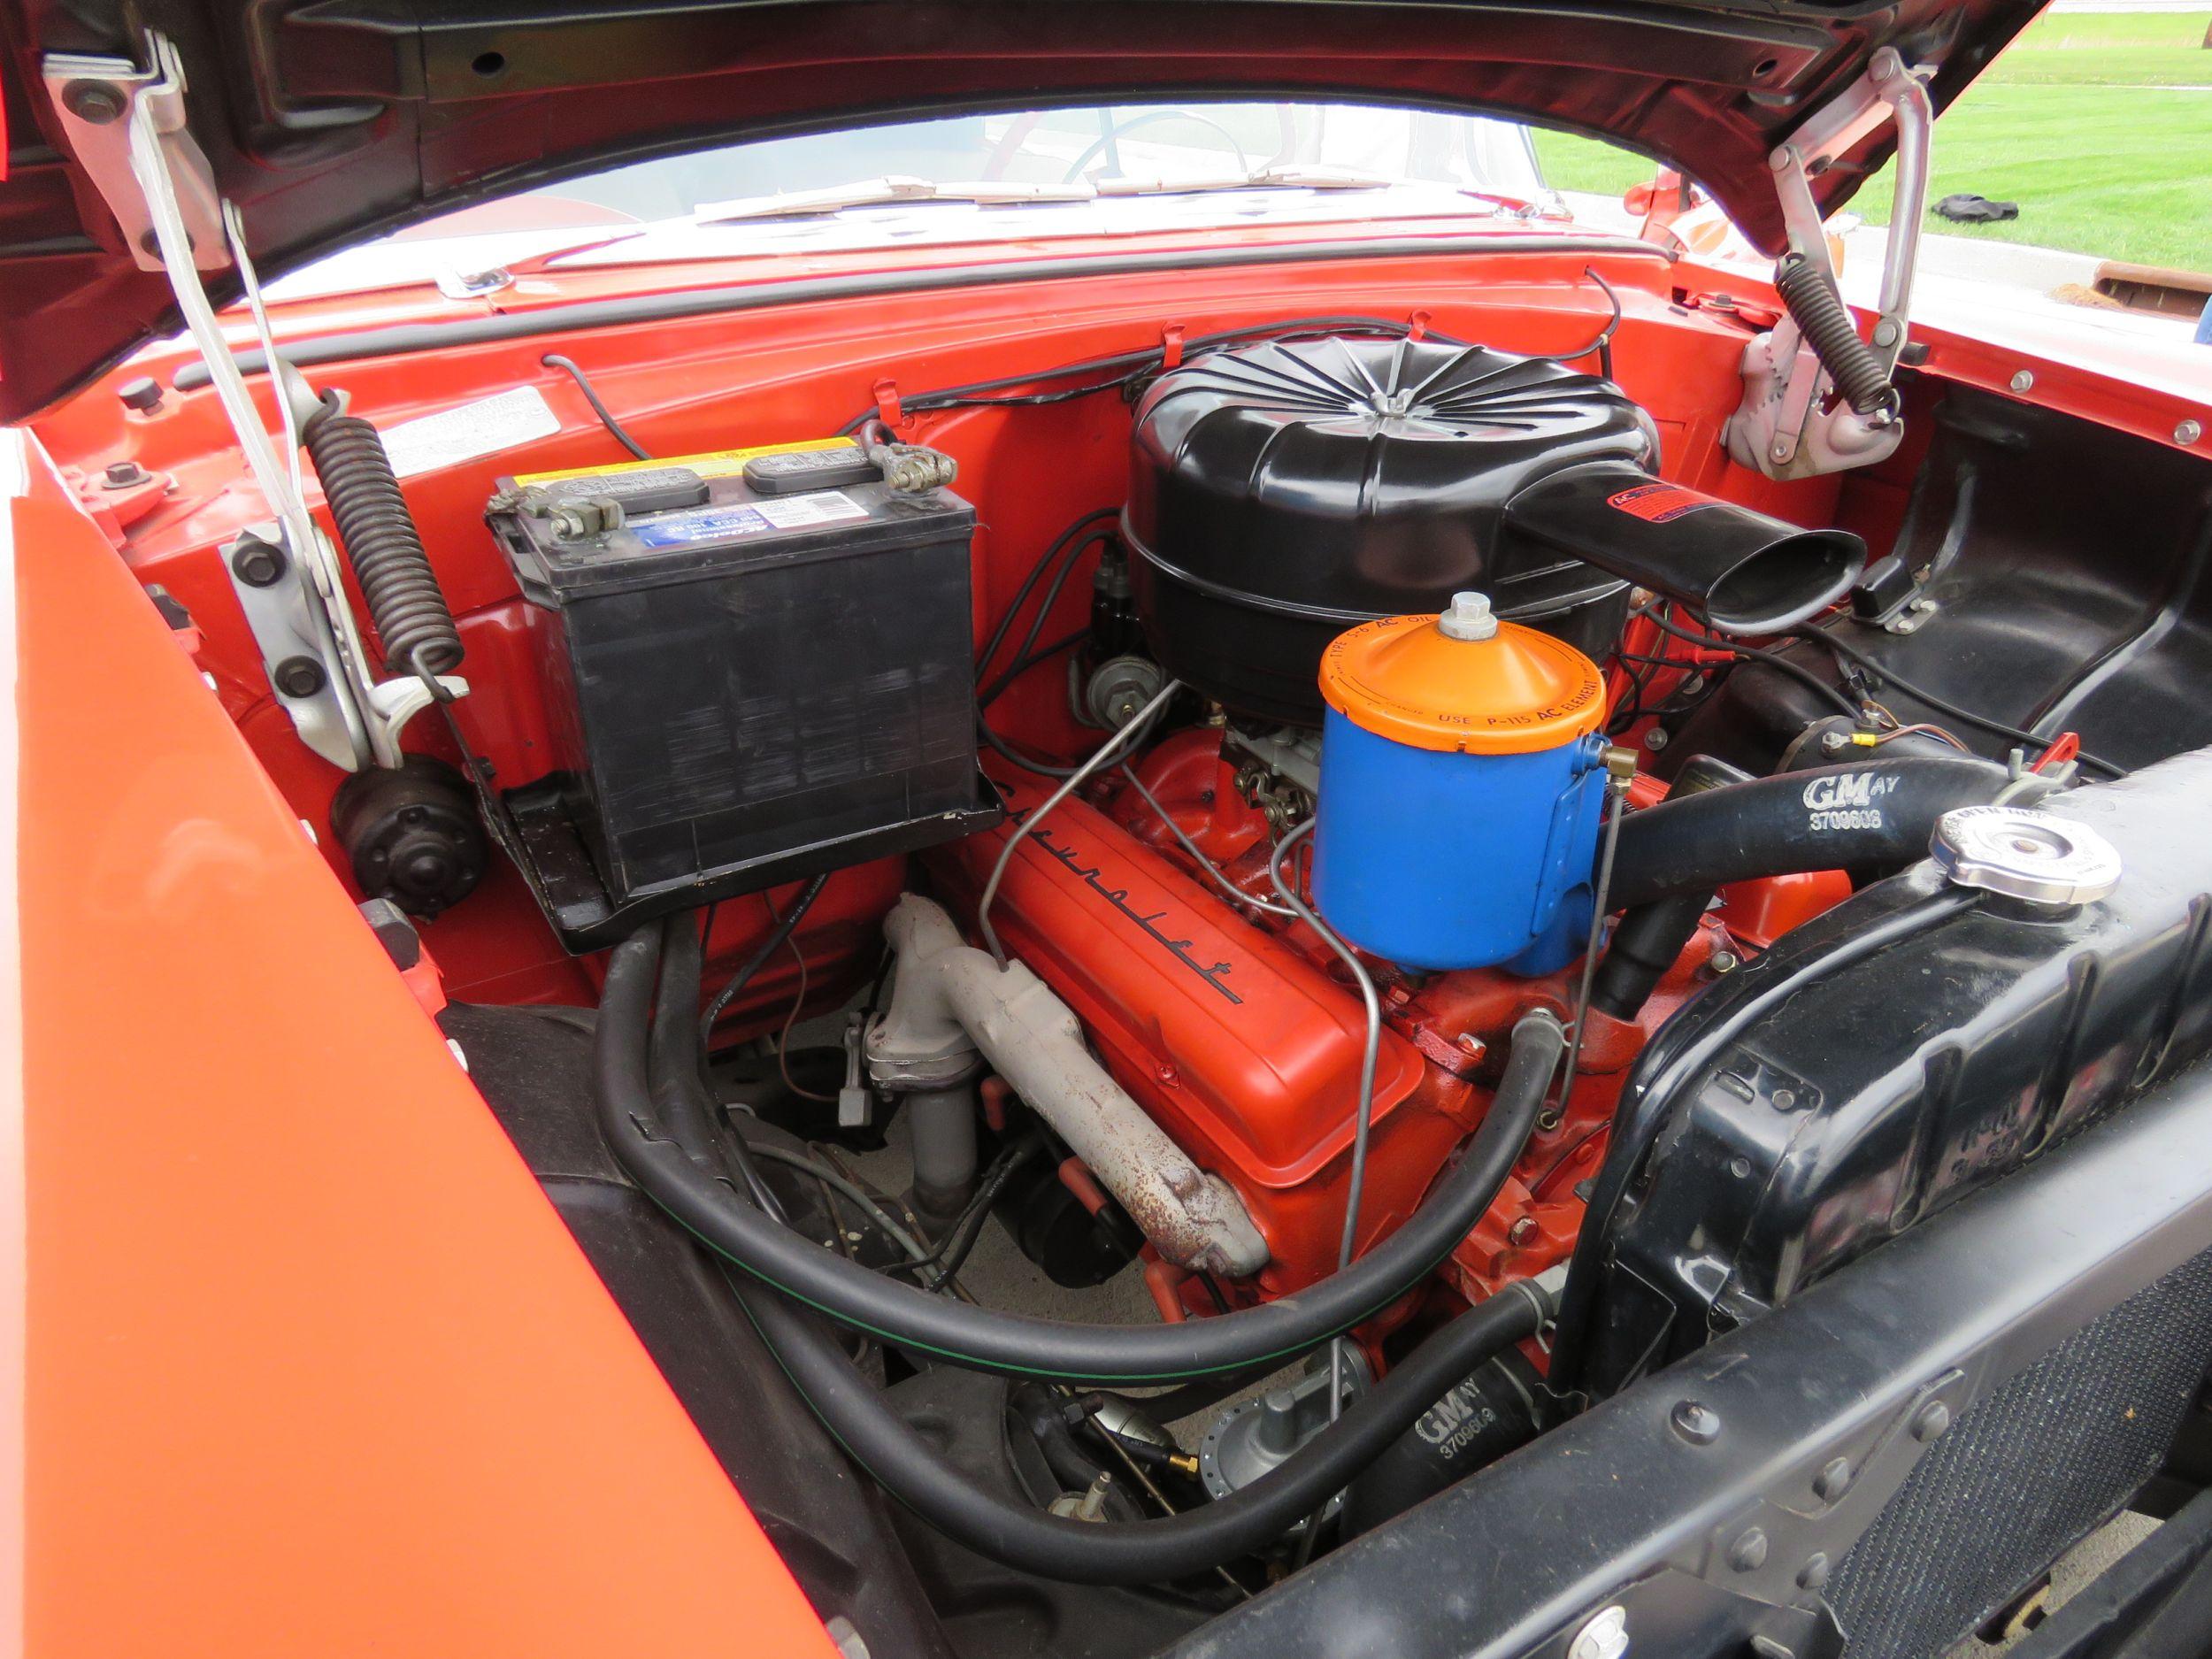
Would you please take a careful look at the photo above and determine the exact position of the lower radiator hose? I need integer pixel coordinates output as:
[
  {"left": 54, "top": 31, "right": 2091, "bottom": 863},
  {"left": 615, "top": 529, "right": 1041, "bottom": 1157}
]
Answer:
[
  {"left": 595, "top": 923, "right": 1563, "bottom": 1384},
  {"left": 732, "top": 1271, "right": 1547, "bottom": 1585}
]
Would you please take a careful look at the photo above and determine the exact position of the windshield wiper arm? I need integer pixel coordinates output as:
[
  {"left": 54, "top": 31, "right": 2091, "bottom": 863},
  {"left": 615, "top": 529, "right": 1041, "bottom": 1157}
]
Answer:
[
  {"left": 693, "top": 165, "right": 1401, "bottom": 223},
  {"left": 695, "top": 175, "right": 1099, "bottom": 222},
  {"left": 1094, "top": 165, "right": 1396, "bottom": 196}
]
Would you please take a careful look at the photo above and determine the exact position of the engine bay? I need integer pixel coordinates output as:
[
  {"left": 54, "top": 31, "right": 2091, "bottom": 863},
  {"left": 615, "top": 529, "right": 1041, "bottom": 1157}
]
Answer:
[{"left": 35, "top": 239, "right": 2212, "bottom": 1656}]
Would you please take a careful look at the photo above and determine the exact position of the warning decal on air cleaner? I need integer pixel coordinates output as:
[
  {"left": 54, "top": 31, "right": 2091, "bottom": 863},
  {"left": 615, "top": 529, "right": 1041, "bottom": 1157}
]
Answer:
[{"left": 1606, "top": 482, "right": 1718, "bottom": 525}]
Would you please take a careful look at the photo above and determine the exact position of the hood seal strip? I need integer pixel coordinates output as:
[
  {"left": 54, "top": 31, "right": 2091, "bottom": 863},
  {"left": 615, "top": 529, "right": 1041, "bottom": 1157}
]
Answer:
[{"left": 173, "top": 234, "right": 1670, "bottom": 392}]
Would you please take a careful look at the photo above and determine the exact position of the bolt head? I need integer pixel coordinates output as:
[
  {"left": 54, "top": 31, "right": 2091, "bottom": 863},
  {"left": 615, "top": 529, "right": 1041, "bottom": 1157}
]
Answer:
[
  {"left": 1508, "top": 1215, "right": 1539, "bottom": 1247},
  {"left": 1671, "top": 1400, "right": 1722, "bottom": 1444},
  {"left": 1709, "top": 949, "right": 1741, "bottom": 975},
  {"left": 1567, "top": 1605, "right": 1630, "bottom": 1659},
  {"left": 272, "top": 656, "right": 326, "bottom": 699},
  {"left": 2009, "top": 370, "right": 2035, "bottom": 394},
  {"left": 62, "top": 80, "right": 127, "bottom": 124},
  {"left": 398, "top": 848, "right": 454, "bottom": 893},
  {"left": 1797, "top": 1552, "right": 1832, "bottom": 1591},
  {"left": 231, "top": 537, "right": 287, "bottom": 588},
  {"left": 2177, "top": 419, "right": 2202, "bottom": 447},
  {"left": 1439, "top": 590, "right": 1499, "bottom": 641},
  {"left": 1729, "top": 1527, "right": 1770, "bottom": 1571},
  {"left": 1910, "top": 1400, "right": 1952, "bottom": 1442},
  {"left": 1641, "top": 727, "right": 1670, "bottom": 753}
]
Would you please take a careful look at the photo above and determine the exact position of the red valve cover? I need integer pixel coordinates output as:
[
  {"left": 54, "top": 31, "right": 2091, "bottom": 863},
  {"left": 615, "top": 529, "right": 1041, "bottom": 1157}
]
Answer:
[
  {"left": 933, "top": 741, "right": 1833, "bottom": 1318},
  {"left": 932, "top": 772, "right": 1477, "bottom": 1293}
]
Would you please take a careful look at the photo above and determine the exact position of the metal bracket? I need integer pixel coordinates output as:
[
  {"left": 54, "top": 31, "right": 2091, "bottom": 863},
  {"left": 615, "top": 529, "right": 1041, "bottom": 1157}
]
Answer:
[
  {"left": 837, "top": 1011, "right": 874, "bottom": 1129},
  {"left": 1724, "top": 48, "right": 1933, "bottom": 481},
  {"left": 221, "top": 524, "right": 373, "bottom": 771},
  {"left": 42, "top": 44, "right": 227, "bottom": 273},
  {"left": 47, "top": 32, "right": 465, "bottom": 772},
  {"left": 435, "top": 265, "right": 515, "bottom": 300},
  {"left": 1686, "top": 1366, "right": 1973, "bottom": 1611}
]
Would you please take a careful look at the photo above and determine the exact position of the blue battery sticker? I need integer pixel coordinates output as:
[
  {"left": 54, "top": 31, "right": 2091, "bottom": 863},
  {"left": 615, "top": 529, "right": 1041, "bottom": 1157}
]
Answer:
[{"left": 630, "top": 503, "right": 772, "bottom": 549}]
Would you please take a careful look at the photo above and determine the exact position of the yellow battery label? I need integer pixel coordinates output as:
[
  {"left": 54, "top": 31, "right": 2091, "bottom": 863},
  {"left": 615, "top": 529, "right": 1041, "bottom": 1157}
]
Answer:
[{"left": 513, "top": 436, "right": 856, "bottom": 487}]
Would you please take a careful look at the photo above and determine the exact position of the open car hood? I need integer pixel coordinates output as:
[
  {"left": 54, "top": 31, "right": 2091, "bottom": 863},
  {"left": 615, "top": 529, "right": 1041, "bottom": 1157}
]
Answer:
[{"left": 0, "top": 0, "right": 2039, "bottom": 422}]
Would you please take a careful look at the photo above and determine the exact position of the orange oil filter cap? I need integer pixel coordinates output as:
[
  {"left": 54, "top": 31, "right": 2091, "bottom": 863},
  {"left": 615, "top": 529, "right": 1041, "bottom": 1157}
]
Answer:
[{"left": 1318, "top": 592, "right": 1607, "bottom": 755}]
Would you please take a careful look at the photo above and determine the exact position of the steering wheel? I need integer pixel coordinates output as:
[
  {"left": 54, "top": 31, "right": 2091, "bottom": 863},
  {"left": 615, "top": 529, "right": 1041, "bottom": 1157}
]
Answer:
[{"left": 1049, "top": 109, "right": 1253, "bottom": 185}]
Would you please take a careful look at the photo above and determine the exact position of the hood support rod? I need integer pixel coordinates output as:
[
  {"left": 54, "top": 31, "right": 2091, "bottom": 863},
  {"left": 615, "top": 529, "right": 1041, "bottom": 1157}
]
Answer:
[{"left": 41, "top": 34, "right": 466, "bottom": 771}]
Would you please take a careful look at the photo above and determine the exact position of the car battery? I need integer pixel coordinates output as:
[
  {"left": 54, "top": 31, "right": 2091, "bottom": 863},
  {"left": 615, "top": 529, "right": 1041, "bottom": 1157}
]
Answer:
[{"left": 488, "top": 439, "right": 1000, "bottom": 949}]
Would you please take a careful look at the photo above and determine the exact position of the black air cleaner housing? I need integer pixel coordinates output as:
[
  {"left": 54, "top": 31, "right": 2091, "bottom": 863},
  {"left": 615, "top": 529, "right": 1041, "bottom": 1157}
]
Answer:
[
  {"left": 1125, "top": 335, "right": 1866, "bottom": 724},
  {"left": 1124, "top": 335, "right": 1655, "bottom": 724}
]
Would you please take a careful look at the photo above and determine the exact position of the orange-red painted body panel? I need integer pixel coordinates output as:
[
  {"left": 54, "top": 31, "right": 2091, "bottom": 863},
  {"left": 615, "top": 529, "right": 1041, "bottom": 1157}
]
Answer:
[{"left": 11, "top": 434, "right": 835, "bottom": 1658}]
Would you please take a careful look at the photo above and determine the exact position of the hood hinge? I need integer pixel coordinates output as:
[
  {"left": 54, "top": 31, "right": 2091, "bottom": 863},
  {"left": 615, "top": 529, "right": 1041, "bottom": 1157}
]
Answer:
[
  {"left": 1724, "top": 48, "right": 1934, "bottom": 481},
  {"left": 41, "top": 34, "right": 466, "bottom": 772}
]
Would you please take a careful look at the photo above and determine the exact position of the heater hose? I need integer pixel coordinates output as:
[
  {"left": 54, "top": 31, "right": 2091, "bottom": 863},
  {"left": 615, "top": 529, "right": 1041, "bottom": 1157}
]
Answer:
[{"left": 595, "top": 923, "right": 1564, "bottom": 1384}]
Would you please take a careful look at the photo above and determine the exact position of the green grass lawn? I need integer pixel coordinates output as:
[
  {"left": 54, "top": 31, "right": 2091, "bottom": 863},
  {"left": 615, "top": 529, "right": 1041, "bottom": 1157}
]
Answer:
[{"left": 1532, "top": 9, "right": 2212, "bottom": 272}]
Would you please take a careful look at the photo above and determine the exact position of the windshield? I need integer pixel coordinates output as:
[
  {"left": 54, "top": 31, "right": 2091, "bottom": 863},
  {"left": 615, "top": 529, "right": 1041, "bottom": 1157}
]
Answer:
[{"left": 273, "top": 102, "right": 1571, "bottom": 300}]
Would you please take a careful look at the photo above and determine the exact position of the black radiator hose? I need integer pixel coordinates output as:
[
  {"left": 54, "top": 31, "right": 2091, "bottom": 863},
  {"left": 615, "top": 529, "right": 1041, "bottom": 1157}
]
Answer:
[
  {"left": 650, "top": 915, "right": 787, "bottom": 1218},
  {"left": 1607, "top": 753, "right": 2041, "bottom": 912},
  {"left": 1589, "top": 891, "right": 1714, "bottom": 1022},
  {"left": 1590, "top": 757, "right": 1744, "bottom": 1018},
  {"left": 733, "top": 1268, "right": 1548, "bottom": 1585},
  {"left": 595, "top": 925, "right": 1564, "bottom": 1383},
  {"left": 302, "top": 396, "right": 465, "bottom": 677},
  {"left": 1590, "top": 752, "right": 2047, "bottom": 1019}
]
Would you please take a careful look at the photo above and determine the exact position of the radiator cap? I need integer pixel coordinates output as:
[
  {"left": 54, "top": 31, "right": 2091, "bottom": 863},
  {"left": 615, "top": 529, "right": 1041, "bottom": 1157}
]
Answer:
[{"left": 1931, "top": 805, "right": 2122, "bottom": 907}]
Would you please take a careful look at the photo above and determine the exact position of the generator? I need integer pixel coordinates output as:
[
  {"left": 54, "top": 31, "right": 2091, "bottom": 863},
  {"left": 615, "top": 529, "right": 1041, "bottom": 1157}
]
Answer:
[{"left": 488, "top": 439, "right": 999, "bottom": 949}]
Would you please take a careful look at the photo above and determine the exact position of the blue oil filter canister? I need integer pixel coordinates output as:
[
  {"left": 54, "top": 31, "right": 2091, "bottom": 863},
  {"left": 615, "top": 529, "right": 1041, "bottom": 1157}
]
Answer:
[{"left": 1312, "top": 593, "right": 1609, "bottom": 972}]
